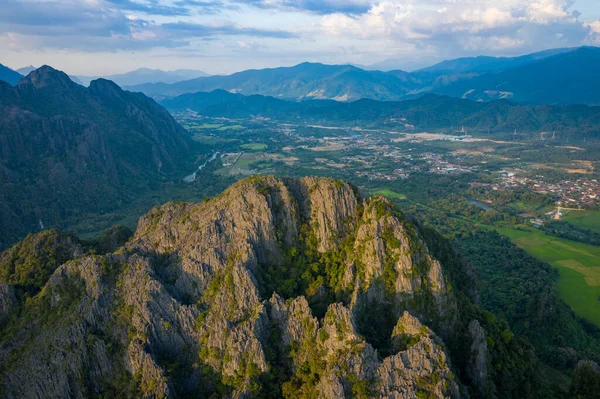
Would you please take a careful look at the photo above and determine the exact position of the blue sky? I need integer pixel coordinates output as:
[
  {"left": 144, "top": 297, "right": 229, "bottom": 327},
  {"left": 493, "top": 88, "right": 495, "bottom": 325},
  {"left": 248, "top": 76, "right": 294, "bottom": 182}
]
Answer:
[{"left": 1, "top": 0, "right": 599, "bottom": 75}]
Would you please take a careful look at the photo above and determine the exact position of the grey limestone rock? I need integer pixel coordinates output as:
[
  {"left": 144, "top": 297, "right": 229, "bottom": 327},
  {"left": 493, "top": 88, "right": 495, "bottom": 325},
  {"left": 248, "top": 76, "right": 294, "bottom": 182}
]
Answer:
[{"left": 0, "top": 177, "right": 502, "bottom": 398}]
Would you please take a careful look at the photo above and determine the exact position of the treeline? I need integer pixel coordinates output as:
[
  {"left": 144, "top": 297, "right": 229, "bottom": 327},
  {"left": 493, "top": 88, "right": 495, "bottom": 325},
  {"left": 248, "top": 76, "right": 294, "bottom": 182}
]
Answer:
[{"left": 543, "top": 221, "right": 600, "bottom": 247}]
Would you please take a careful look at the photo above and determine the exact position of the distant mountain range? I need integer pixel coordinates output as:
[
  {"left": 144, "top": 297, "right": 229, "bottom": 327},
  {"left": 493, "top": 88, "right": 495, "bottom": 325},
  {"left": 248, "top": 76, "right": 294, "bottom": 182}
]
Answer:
[
  {"left": 365, "top": 58, "right": 435, "bottom": 72},
  {"left": 377, "top": 47, "right": 575, "bottom": 73},
  {"left": 3, "top": 46, "right": 599, "bottom": 105},
  {"left": 126, "top": 62, "right": 422, "bottom": 101},
  {"left": 129, "top": 46, "right": 600, "bottom": 105},
  {"left": 16, "top": 65, "right": 37, "bottom": 75},
  {"left": 76, "top": 68, "right": 210, "bottom": 87},
  {"left": 0, "top": 64, "right": 23, "bottom": 86},
  {"left": 0, "top": 66, "right": 196, "bottom": 249},
  {"left": 162, "top": 89, "right": 600, "bottom": 138}
]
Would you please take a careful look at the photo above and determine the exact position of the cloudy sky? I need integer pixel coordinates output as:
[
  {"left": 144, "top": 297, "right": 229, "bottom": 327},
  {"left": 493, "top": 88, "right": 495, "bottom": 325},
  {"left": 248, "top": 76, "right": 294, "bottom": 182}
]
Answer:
[{"left": 1, "top": 0, "right": 600, "bottom": 75}]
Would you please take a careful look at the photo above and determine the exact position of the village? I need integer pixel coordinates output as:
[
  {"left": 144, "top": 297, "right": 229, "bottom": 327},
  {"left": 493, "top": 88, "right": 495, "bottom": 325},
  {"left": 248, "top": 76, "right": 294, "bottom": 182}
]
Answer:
[{"left": 472, "top": 173, "right": 600, "bottom": 210}]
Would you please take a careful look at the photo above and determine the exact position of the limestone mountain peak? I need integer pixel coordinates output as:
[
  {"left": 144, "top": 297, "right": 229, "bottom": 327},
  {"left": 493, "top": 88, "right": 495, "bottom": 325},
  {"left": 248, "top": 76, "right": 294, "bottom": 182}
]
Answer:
[{"left": 0, "top": 176, "right": 543, "bottom": 398}]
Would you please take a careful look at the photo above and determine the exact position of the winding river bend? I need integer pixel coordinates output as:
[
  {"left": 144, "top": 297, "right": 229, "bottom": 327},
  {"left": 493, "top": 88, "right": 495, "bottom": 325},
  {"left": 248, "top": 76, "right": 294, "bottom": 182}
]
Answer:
[{"left": 184, "top": 151, "right": 220, "bottom": 183}]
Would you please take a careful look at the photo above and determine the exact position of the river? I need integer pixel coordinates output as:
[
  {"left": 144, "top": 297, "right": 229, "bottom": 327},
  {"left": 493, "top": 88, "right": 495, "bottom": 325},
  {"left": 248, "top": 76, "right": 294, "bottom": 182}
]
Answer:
[{"left": 184, "top": 151, "right": 220, "bottom": 183}]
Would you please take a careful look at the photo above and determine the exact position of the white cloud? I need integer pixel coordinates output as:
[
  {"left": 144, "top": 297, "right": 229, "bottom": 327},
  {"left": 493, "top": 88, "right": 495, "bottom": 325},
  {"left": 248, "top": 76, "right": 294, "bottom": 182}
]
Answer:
[
  {"left": 587, "top": 20, "right": 600, "bottom": 33},
  {"left": 525, "top": 0, "right": 573, "bottom": 24},
  {"left": 319, "top": 0, "right": 597, "bottom": 56},
  {"left": 585, "top": 20, "right": 600, "bottom": 43}
]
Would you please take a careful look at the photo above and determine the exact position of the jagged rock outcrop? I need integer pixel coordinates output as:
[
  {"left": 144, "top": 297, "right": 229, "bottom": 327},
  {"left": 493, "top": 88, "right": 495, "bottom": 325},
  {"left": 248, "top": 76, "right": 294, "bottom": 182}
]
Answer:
[
  {"left": 128, "top": 339, "right": 173, "bottom": 398},
  {"left": 0, "top": 256, "right": 128, "bottom": 399},
  {"left": 379, "top": 312, "right": 459, "bottom": 398},
  {"left": 0, "top": 176, "right": 542, "bottom": 398},
  {"left": 270, "top": 293, "right": 317, "bottom": 348},
  {"left": 0, "top": 282, "right": 14, "bottom": 324},
  {"left": 349, "top": 197, "right": 455, "bottom": 335},
  {"left": 270, "top": 297, "right": 458, "bottom": 398},
  {"left": 467, "top": 320, "right": 489, "bottom": 387},
  {"left": 276, "top": 300, "right": 380, "bottom": 398},
  {"left": 299, "top": 176, "right": 359, "bottom": 252}
]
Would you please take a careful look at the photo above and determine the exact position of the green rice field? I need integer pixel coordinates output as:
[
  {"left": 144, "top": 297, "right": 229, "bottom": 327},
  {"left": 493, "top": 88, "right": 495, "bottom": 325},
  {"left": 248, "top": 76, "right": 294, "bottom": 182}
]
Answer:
[
  {"left": 562, "top": 210, "right": 600, "bottom": 233},
  {"left": 498, "top": 226, "right": 600, "bottom": 326},
  {"left": 241, "top": 143, "right": 268, "bottom": 151},
  {"left": 372, "top": 189, "right": 407, "bottom": 200}
]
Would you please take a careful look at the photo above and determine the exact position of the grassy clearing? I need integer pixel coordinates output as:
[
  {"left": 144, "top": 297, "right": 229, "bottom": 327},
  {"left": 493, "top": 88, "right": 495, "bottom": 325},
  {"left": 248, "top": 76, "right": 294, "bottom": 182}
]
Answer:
[
  {"left": 191, "top": 134, "right": 238, "bottom": 145},
  {"left": 510, "top": 200, "right": 554, "bottom": 214},
  {"left": 218, "top": 125, "right": 243, "bottom": 131},
  {"left": 563, "top": 210, "right": 600, "bottom": 233},
  {"left": 498, "top": 225, "right": 600, "bottom": 326},
  {"left": 373, "top": 189, "right": 407, "bottom": 200},
  {"left": 234, "top": 158, "right": 255, "bottom": 170},
  {"left": 241, "top": 143, "right": 268, "bottom": 151},
  {"left": 198, "top": 123, "right": 224, "bottom": 129}
]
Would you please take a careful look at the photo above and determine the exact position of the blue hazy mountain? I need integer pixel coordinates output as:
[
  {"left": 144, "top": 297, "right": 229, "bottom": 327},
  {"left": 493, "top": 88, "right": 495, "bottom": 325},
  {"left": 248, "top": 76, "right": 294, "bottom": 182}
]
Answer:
[
  {"left": 433, "top": 47, "right": 600, "bottom": 104},
  {"left": 0, "top": 64, "right": 24, "bottom": 85},
  {"left": 16, "top": 65, "right": 37, "bottom": 75},
  {"left": 414, "top": 47, "right": 575, "bottom": 75},
  {"left": 127, "top": 62, "right": 421, "bottom": 101},
  {"left": 130, "top": 47, "right": 600, "bottom": 105},
  {"left": 76, "top": 68, "right": 210, "bottom": 87}
]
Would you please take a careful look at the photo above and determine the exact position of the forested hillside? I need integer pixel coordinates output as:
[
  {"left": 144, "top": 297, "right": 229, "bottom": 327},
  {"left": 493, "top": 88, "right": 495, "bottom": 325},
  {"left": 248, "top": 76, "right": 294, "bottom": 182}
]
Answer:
[{"left": 0, "top": 66, "right": 198, "bottom": 250}]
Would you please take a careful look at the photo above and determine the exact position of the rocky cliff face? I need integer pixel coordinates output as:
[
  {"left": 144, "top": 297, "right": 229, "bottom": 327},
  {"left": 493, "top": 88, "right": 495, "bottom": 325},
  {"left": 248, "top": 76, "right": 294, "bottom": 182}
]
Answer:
[
  {"left": 0, "top": 282, "right": 14, "bottom": 324},
  {"left": 0, "top": 177, "right": 541, "bottom": 398}
]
